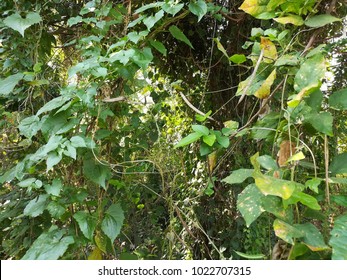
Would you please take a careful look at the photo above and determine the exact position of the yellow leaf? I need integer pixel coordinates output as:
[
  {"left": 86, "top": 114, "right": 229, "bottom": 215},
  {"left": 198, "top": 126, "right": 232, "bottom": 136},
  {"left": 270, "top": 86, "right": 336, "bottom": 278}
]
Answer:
[
  {"left": 260, "top": 37, "right": 278, "bottom": 63},
  {"left": 254, "top": 69, "right": 277, "bottom": 99},
  {"left": 208, "top": 151, "right": 217, "bottom": 173},
  {"left": 274, "top": 15, "right": 304, "bottom": 26},
  {"left": 88, "top": 247, "right": 103, "bottom": 260},
  {"left": 240, "top": 0, "right": 267, "bottom": 17}
]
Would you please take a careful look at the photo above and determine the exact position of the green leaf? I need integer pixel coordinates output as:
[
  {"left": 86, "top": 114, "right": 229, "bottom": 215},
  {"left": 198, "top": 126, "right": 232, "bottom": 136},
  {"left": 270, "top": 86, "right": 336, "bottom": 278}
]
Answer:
[
  {"left": 44, "top": 178, "right": 63, "bottom": 196},
  {"left": 162, "top": 3, "right": 184, "bottom": 16},
  {"left": 239, "top": 0, "right": 268, "bottom": 18},
  {"left": 214, "top": 38, "right": 229, "bottom": 58},
  {"left": 47, "top": 201, "right": 65, "bottom": 219},
  {"left": 189, "top": 0, "right": 207, "bottom": 22},
  {"left": 203, "top": 134, "right": 216, "bottom": 146},
  {"left": 70, "top": 136, "right": 87, "bottom": 148},
  {"left": 295, "top": 223, "right": 328, "bottom": 251},
  {"left": 230, "top": 54, "right": 247, "bottom": 64},
  {"left": 330, "top": 153, "right": 347, "bottom": 175},
  {"left": 261, "top": 196, "right": 293, "bottom": 221},
  {"left": 200, "top": 143, "right": 213, "bottom": 156},
  {"left": 284, "top": 191, "right": 321, "bottom": 210},
  {"left": 273, "top": 219, "right": 304, "bottom": 245},
  {"left": 174, "top": 132, "right": 202, "bottom": 148},
  {"left": 4, "top": 12, "right": 42, "bottom": 37},
  {"left": 132, "top": 48, "right": 153, "bottom": 69},
  {"left": 329, "top": 88, "right": 347, "bottom": 110},
  {"left": 22, "top": 226, "right": 74, "bottom": 260},
  {"left": 305, "top": 14, "right": 341, "bottom": 28},
  {"left": 73, "top": 211, "right": 97, "bottom": 240},
  {"left": 288, "top": 243, "right": 309, "bottom": 260},
  {"left": 222, "top": 169, "right": 254, "bottom": 185},
  {"left": 149, "top": 40, "right": 167, "bottom": 56},
  {"left": 274, "top": 54, "right": 299, "bottom": 66},
  {"left": 237, "top": 184, "right": 265, "bottom": 227},
  {"left": 109, "top": 49, "right": 135, "bottom": 65},
  {"left": 216, "top": 134, "right": 230, "bottom": 148},
  {"left": 128, "top": 31, "right": 148, "bottom": 44},
  {"left": 169, "top": 25, "right": 194, "bottom": 49},
  {"left": 24, "top": 194, "right": 49, "bottom": 217},
  {"left": 101, "top": 203, "right": 125, "bottom": 243},
  {"left": 305, "top": 178, "right": 321, "bottom": 194},
  {"left": 46, "top": 151, "right": 63, "bottom": 171},
  {"left": 18, "top": 115, "right": 42, "bottom": 139},
  {"left": 331, "top": 195, "right": 347, "bottom": 207},
  {"left": 83, "top": 159, "right": 111, "bottom": 188},
  {"left": 135, "top": 2, "right": 164, "bottom": 14},
  {"left": 329, "top": 214, "right": 347, "bottom": 260},
  {"left": 192, "top": 125, "right": 209, "bottom": 136},
  {"left": 37, "top": 95, "right": 71, "bottom": 116},
  {"left": 292, "top": 54, "right": 326, "bottom": 104},
  {"left": 143, "top": 10, "right": 164, "bottom": 30},
  {"left": 234, "top": 251, "right": 265, "bottom": 259},
  {"left": 305, "top": 112, "right": 333, "bottom": 136},
  {"left": 0, "top": 73, "right": 24, "bottom": 96},
  {"left": 257, "top": 155, "right": 278, "bottom": 171}
]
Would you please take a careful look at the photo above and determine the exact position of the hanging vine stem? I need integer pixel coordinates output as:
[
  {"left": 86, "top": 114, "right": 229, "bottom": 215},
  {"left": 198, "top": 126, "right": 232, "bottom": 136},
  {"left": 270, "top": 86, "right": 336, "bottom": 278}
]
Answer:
[{"left": 324, "top": 135, "right": 330, "bottom": 205}]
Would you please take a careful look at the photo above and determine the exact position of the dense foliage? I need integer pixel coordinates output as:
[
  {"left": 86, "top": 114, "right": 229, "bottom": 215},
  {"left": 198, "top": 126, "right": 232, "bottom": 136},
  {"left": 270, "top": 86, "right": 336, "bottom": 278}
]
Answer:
[{"left": 0, "top": 0, "right": 346, "bottom": 260}]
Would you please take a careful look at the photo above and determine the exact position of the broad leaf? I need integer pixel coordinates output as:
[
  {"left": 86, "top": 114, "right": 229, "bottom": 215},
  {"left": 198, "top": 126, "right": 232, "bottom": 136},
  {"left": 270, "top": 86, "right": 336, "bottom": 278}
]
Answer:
[
  {"left": 305, "top": 14, "right": 341, "bottom": 28},
  {"left": 4, "top": 12, "right": 42, "bottom": 37},
  {"left": 189, "top": 0, "right": 208, "bottom": 22},
  {"left": 237, "top": 184, "right": 265, "bottom": 227},
  {"left": 83, "top": 159, "right": 111, "bottom": 189},
  {"left": 101, "top": 203, "right": 125, "bottom": 243},
  {"left": 260, "top": 37, "right": 277, "bottom": 63},
  {"left": 169, "top": 26, "right": 194, "bottom": 49},
  {"left": 73, "top": 211, "right": 97, "bottom": 240},
  {"left": 305, "top": 178, "right": 321, "bottom": 194},
  {"left": 305, "top": 112, "right": 333, "bottom": 136},
  {"left": 149, "top": 40, "right": 167, "bottom": 56},
  {"left": 274, "top": 14, "right": 304, "bottom": 26},
  {"left": 47, "top": 201, "right": 65, "bottom": 219},
  {"left": 329, "top": 153, "right": 347, "bottom": 175},
  {"left": 44, "top": 178, "right": 63, "bottom": 196},
  {"left": 203, "top": 134, "right": 216, "bottom": 146},
  {"left": 275, "top": 54, "right": 299, "bottom": 66},
  {"left": 273, "top": 219, "right": 304, "bottom": 245},
  {"left": 261, "top": 196, "right": 293, "bottom": 221},
  {"left": 296, "top": 223, "right": 328, "bottom": 251},
  {"left": 174, "top": 132, "right": 202, "bottom": 148},
  {"left": 70, "top": 136, "right": 87, "bottom": 148},
  {"left": 46, "top": 151, "right": 63, "bottom": 171},
  {"left": 329, "top": 214, "right": 347, "bottom": 260},
  {"left": 37, "top": 95, "right": 71, "bottom": 116},
  {"left": 143, "top": 10, "right": 164, "bottom": 30},
  {"left": 239, "top": 0, "right": 268, "bottom": 18},
  {"left": 24, "top": 194, "right": 49, "bottom": 217},
  {"left": 329, "top": 88, "right": 347, "bottom": 110},
  {"left": 18, "top": 115, "right": 42, "bottom": 139},
  {"left": 22, "top": 226, "right": 74, "bottom": 260},
  {"left": 230, "top": 54, "right": 247, "bottom": 64},
  {"left": 162, "top": 3, "right": 184, "bottom": 16},
  {"left": 0, "top": 73, "right": 24, "bottom": 96},
  {"left": 284, "top": 191, "right": 321, "bottom": 210},
  {"left": 192, "top": 125, "right": 209, "bottom": 136},
  {"left": 257, "top": 155, "right": 278, "bottom": 170},
  {"left": 254, "top": 69, "right": 276, "bottom": 99},
  {"left": 222, "top": 169, "right": 254, "bottom": 185}
]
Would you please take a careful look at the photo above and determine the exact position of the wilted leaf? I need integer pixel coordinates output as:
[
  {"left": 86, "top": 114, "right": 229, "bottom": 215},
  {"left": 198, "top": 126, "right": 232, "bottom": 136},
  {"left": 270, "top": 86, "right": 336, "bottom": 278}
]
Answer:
[
  {"left": 254, "top": 69, "right": 276, "bottom": 99},
  {"left": 274, "top": 14, "right": 304, "bottom": 26},
  {"left": 237, "top": 184, "right": 265, "bottom": 227},
  {"left": 260, "top": 37, "right": 277, "bottom": 63}
]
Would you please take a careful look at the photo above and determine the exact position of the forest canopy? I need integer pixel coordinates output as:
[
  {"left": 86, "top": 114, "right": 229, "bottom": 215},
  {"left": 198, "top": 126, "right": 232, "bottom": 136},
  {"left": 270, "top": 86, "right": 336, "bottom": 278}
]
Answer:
[{"left": 0, "top": 0, "right": 347, "bottom": 260}]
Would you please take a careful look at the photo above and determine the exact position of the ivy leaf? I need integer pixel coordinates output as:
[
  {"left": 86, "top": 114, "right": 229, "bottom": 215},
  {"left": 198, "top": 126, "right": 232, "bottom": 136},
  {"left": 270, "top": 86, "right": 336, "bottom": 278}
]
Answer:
[
  {"left": 174, "top": 132, "right": 202, "bottom": 148},
  {"left": 22, "top": 226, "right": 74, "bottom": 260},
  {"left": 273, "top": 219, "right": 304, "bottom": 245},
  {"left": 189, "top": 0, "right": 207, "bottom": 22},
  {"left": 329, "top": 88, "right": 347, "bottom": 110},
  {"left": 329, "top": 153, "right": 347, "bottom": 175},
  {"left": 305, "top": 14, "right": 341, "bottom": 28},
  {"left": 329, "top": 214, "right": 347, "bottom": 260},
  {"left": 73, "top": 211, "right": 97, "bottom": 240},
  {"left": 4, "top": 12, "right": 42, "bottom": 37},
  {"left": 222, "top": 169, "right": 254, "bottom": 185},
  {"left": 0, "top": 73, "right": 24, "bottom": 97},
  {"left": 274, "top": 14, "right": 304, "bottom": 26},
  {"left": 24, "top": 194, "right": 49, "bottom": 217},
  {"left": 169, "top": 26, "right": 194, "bottom": 49},
  {"left": 237, "top": 184, "right": 265, "bottom": 227},
  {"left": 101, "top": 203, "right": 125, "bottom": 243}
]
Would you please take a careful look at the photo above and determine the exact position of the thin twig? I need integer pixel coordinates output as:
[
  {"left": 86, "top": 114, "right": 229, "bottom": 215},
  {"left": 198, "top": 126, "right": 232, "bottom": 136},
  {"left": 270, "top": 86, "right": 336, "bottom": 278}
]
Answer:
[{"left": 179, "top": 92, "right": 215, "bottom": 121}]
